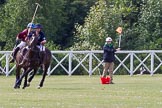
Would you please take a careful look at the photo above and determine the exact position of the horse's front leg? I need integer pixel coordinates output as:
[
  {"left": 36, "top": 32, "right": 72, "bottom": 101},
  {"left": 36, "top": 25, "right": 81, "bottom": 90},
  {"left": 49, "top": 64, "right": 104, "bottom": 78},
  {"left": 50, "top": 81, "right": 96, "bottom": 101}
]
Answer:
[
  {"left": 22, "top": 69, "right": 28, "bottom": 89},
  {"left": 27, "top": 68, "right": 37, "bottom": 87},
  {"left": 38, "top": 66, "right": 48, "bottom": 89},
  {"left": 15, "top": 68, "right": 32, "bottom": 89},
  {"left": 14, "top": 65, "right": 21, "bottom": 89}
]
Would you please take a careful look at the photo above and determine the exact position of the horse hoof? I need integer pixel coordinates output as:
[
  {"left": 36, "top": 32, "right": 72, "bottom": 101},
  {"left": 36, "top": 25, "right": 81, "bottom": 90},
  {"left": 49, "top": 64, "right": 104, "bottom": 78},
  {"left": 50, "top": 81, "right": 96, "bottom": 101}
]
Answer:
[
  {"left": 14, "top": 85, "right": 20, "bottom": 89},
  {"left": 37, "top": 86, "right": 41, "bottom": 89},
  {"left": 27, "top": 83, "right": 30, "bottom": 87},
  {"left": 22, "top": 87, "right": 26, "bottom": 89}
]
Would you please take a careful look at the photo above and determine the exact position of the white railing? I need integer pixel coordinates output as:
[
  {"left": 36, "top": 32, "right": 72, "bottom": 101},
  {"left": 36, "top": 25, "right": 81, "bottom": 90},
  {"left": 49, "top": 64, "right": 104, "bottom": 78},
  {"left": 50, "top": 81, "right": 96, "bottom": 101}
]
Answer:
[{"left": 0, "top": 50, "right": 162, "bottom": 76}]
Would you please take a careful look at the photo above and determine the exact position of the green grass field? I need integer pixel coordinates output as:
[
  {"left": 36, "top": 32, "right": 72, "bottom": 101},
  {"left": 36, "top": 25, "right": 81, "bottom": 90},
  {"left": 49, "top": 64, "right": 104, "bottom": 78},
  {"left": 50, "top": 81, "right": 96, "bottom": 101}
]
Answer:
[{"left": 0, "top": 75, "right": 162, "bottom": 108}]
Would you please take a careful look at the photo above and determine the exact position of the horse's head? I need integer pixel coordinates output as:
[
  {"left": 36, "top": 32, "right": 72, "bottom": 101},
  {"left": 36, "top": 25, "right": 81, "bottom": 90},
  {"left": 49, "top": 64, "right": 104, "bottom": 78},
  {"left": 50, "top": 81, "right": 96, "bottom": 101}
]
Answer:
[{"left": 28, "top": 34, "right": 39, "bottom": 50}]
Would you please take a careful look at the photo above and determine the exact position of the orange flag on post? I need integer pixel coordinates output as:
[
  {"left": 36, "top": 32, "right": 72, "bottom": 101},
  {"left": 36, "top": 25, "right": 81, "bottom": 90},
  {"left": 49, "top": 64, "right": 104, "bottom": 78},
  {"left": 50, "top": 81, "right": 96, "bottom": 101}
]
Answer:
[
  {"left": 116, "top": 27, "right": 122, "bottom": 34},
  {"left": 116, "top": 27, "right": 122, "bottom": 48}
]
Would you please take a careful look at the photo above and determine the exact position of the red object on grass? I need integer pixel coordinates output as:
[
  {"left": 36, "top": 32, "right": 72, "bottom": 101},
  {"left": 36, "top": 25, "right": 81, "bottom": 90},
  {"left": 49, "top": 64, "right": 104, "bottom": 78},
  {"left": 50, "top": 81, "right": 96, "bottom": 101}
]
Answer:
[{"left": 100, "top": 76, "right": 111, "bottom": 84}]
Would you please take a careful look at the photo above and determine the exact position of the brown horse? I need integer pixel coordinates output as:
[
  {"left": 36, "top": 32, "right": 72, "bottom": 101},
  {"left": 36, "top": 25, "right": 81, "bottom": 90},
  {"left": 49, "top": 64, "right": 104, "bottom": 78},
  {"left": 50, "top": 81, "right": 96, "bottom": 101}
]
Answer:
[{"left": 14, "top": 34, "right": 52, "bottom": 89}]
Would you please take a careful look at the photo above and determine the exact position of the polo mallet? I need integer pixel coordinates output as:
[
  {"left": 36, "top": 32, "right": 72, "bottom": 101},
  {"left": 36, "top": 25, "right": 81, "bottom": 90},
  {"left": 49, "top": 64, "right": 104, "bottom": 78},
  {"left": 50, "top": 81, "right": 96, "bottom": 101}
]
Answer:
[
  {"left": 27, "top": 3, "right": 41, "bottom": 36},
  {"left": 9, "top": 3, "right": 41, "bottom": 61},
  {"left": 118, "top": 34, "right": 122, "bottom": 48},
  {"left": 116, "top": 27, "right": 123, "bottom": 48}
]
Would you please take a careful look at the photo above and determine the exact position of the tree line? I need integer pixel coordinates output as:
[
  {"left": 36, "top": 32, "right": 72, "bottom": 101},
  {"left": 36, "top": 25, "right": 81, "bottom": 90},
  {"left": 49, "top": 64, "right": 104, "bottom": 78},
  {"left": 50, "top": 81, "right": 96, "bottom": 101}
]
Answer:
[
  {"left": 72, "top": 0, "right": 162, "bottom": 51},
  {"left": 0, "top": 0, "right": 96, "bottom": 50},
  {"left": 0, "top": 0, "right": 162, "bottom": 51},
  {"left": 1, "top": 0, "right": 162, "bottom": 74}
]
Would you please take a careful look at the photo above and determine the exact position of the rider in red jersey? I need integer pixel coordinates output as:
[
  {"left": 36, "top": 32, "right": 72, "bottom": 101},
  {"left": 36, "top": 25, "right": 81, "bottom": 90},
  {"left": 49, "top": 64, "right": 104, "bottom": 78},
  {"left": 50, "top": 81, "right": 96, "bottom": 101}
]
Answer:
[{"left": 9, "top": 23, "right": 35, "bottom": 63}]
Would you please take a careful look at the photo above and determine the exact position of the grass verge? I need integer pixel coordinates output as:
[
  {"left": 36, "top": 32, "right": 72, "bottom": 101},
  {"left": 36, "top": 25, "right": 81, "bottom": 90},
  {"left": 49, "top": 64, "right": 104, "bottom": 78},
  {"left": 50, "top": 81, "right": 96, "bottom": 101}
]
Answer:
[{"left": 0, "top": 74, "right": 162, "bottom": 108}]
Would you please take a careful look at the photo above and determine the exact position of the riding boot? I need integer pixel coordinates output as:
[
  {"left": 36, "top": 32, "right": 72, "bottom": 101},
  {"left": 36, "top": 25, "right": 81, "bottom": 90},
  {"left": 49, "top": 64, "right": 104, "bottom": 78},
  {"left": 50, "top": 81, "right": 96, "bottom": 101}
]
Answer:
[
  {"left": 9, "top": 47, "right": 20, "bottom": 63},
  {"left": 40, "top": 51, "right": 46, "bottom": 70}
]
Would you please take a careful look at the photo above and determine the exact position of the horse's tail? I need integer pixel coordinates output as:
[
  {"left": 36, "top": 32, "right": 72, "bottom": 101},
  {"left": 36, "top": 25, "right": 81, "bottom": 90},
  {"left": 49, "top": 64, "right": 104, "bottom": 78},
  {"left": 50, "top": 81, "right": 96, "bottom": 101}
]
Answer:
[{"left": 45, "top": 48, "right": 52, "bottom": 65}]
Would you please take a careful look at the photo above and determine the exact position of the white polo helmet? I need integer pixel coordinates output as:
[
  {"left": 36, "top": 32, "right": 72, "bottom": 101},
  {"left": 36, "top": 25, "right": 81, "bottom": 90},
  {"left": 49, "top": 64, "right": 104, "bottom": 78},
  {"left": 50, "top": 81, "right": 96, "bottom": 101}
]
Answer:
[{"left": 106, "top": 37, "right": 112, "bottom": 41}]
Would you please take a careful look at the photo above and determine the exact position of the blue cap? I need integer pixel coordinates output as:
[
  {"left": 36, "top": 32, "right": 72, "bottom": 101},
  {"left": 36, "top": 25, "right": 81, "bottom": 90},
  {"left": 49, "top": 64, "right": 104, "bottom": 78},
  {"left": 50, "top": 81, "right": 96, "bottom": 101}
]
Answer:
[{"left": 34, "top": 24, "right": 43, "bottom": 29}]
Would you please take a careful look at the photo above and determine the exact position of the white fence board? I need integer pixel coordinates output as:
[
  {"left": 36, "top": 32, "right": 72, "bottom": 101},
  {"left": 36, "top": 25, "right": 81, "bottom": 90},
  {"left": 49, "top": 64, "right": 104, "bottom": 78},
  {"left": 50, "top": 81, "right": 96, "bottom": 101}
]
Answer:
[{"left": 0, "top": 50, "right": 162, "bottom": 76}]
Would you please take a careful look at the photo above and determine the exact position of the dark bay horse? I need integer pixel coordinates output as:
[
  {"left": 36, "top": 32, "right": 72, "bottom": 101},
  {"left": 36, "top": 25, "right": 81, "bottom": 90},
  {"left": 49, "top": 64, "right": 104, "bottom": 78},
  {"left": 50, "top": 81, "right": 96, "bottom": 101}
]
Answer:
[{"left": 14, "top": 34, "right": 52, "bottom": 89}]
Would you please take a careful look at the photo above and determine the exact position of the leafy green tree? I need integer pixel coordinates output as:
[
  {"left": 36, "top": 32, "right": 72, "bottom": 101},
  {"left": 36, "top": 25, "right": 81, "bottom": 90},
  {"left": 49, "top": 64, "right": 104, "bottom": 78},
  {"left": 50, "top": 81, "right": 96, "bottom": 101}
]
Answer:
[
  {"left": 71, "top": 0, "right": 107, "bottom": 50},
  {"left": 0, "top": 0, "right": 96, "bottom": 50},
  {"left": 33, "top": 0, "right": 67, "bottom": 45},
  {"left": 72, "top": 0, "right": 162, "bottom": 50},
  {"left": 0, "top": 0, "right": 29, "bottom": 50},
  {"left": 134, "top": 0, "right": 162, "bottom": 50},
  {"left": 71, "top": 0, "right": 135, "bottom": 50},
  {"left": 0, "top": 0, "right": 66, "bottom": 50},
  {"left": 58, "top": 0, "right": 97, "bottom": 49}
]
